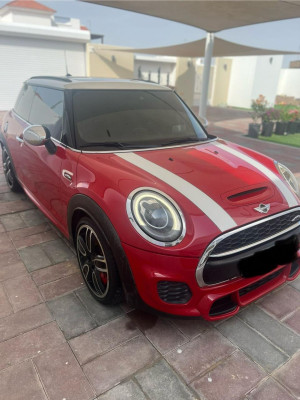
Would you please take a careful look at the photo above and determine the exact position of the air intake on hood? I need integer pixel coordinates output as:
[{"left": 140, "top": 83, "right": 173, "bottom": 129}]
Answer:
[{"left": 227, "top": 187, "right": 267, "bottom": 202}]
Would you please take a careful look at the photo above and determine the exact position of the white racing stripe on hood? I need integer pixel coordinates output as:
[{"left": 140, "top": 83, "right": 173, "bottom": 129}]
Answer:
[
  {"left": 215, "top": 142, "right": 298, "bottom": 207},
  {"left": 117, "top": 152, "right": 237, "bottom": 232}
]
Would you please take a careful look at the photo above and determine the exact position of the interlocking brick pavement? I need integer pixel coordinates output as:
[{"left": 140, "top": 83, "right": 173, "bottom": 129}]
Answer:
[{"left": 0, "top": 107, "right": 299, "bottom": 399}]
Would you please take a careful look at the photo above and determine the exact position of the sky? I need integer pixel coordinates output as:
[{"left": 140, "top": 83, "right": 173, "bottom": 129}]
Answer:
[{"left": 1, "top": 0, "right": 300, "bottom": 64}]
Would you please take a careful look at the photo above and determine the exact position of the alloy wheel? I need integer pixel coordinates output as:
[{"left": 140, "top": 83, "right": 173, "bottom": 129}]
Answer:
[
  {"left": 3, "top": 149, "right": 14, "bottom": 189},
  {"left": 76, "top": 224, "right": 109, "bottom": 298}
]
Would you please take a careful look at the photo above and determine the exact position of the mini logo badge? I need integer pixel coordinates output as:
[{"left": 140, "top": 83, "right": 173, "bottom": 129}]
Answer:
[{"left": 254, "top": 204, "right": 270, "bottom": 214}]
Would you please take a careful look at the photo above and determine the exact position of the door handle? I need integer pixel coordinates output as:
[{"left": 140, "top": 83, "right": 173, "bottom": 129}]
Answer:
[
  {"left": 16, "top": 135, "right": 24, "bottom": 143},
  {"left": 62, "top": 169, "right": 73, "bottom": 181}
]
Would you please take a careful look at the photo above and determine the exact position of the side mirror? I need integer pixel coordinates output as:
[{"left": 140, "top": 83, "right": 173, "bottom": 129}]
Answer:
[
  {"left": 198, "top": 116, "right": 208, "bottom": 128},
  {"left": 23, "top": 125, "right": 56, "bottom": 154},
  {"left": 23, "top": 125, "right": 49, "bottom": 146}
]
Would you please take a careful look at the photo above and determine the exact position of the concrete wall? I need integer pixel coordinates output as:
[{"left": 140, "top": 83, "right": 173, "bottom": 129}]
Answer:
[
  {"left": 227, "top": 55, "right": 284, "bottom": 108},
  {"left": 193, "top": 64, "right": 215, "bottom": 108},
  {"left": 227, "top": 56, "right": 257, "bottom": 108},
  {"left": 88, "top": 44, "right": 134, "bottom": 79},
  {"left": 1, "top": 11, "right": 13, "bottom": 22},
  {"left": 12, "top": 10, "right": 52, "bottom": 26},
  {"left": 175, "top": 57, "right": 196, "bottom": 107},
  {"left": 55, "top": 18, "right": 81, "bottom": 30},
  {"left": 133, "top": 54, "right": 196, "bottom": 107},
  {"left": 277, "top": 69, "right": 300, "bottom": 99},
  {"left": 211, "top": 58, "right": 232, "bottom": 106},
  {"left": 251, "top": 55, "right": 283, "bottom": 105},
  {"left": 175, "top": 58, "right": 196, "bottom": 107},
  {"left": 134, "top": 56, "right": 177, "bottom": 86}
]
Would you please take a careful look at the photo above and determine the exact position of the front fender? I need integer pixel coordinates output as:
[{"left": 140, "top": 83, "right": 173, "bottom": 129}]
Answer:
[{"left": 67, "top": 194, "right": 138, "bottom": 304}]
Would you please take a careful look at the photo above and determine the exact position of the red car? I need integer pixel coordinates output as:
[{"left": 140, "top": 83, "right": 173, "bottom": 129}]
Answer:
[{"left": 1, "top": 76, "right": 299, "bottom": 320}]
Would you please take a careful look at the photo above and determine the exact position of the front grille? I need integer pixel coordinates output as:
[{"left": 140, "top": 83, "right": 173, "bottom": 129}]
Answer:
[
  {"left": 157, "top": 281, "right": 192, "bottom": 304},
  {"left": 212, "top": 209, "right": 300, "bottom": 255},
  {"left": 239, "top": 269, "right": 282, "bottom": 297}
]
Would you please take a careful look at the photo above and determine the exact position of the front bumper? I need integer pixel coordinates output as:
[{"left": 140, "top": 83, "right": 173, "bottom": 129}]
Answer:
[
  {"left": 196, "top": 207, "right": 300, "bottom": 287},
  {"left": 122, "top": 242, "right": 300, "bottom": 321}
]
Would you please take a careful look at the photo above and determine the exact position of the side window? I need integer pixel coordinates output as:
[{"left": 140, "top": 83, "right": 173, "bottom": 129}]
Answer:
[
  {"left": 14, "top": 84, "right": 35, "bottom": 121},
  {"left": 29, "top": 87, "right": 64, "bottom": 140}
]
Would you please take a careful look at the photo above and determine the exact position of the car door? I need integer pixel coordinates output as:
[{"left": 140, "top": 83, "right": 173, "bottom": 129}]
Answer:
[
  {"left": 4, "top": 83, "right": 34, "bottom": 181},
  {"left": 18, "top": 85, "right": 78, "bottom": 230}
]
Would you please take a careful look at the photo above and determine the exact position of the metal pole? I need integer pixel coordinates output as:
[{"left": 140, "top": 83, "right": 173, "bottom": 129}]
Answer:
[{"left": 199, "top": 32, "right": 214, "bottom": 117}]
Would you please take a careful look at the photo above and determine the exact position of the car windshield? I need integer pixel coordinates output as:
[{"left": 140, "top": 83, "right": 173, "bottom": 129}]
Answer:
[{"left": 72, "top": 89, "right": 208, "bottom": 150}]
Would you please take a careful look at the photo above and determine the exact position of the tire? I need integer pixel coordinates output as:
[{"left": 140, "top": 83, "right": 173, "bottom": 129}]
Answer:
[
  {"left": 75, "top": 216, "right": 123, "bottom": 305},
  {"left": 2, "top": 147, "right": 22, "bottom": 192}
]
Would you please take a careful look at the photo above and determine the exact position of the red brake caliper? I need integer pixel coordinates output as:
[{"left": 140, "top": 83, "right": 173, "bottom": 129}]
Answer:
[{"left": 100, "top": 272, "right": 108, "bottom": 285}]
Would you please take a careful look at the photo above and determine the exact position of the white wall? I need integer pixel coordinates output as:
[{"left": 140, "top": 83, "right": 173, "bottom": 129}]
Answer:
[
  {"left": 134, "top": 58, "right": 177, "bottom": 86},
  {"left": 227, "top": 56, "right": 257, "bottom": 108},
  {"left": 227, "top": 55, "right": 284, "bottom": 108},
  {"left": 1, "top": 11, "right": 13, "bottom": 22},
  {"left": 56, "top": 18, "right": 81, "bottom": 30},
  {"left": 0, "top": 35, "right": 86, "bottom": 110},
  {"left": 12, "top": 10, "right": 52, "bottom": 26},
  {"left": 277, "top": 69, "right": 300, "bottom": 98},
  {"left": 251, "top": 55, "right": 283, "bottom": 105}
]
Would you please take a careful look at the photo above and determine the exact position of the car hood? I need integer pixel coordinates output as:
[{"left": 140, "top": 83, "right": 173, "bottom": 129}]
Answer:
[{"left": 80, "top": 139, "right": 299, "bottom": 256}]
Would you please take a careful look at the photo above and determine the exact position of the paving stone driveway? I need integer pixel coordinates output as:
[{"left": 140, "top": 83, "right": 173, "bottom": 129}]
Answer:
[{"left": 0, "top": 109, "right": 299, "bottom": 399}]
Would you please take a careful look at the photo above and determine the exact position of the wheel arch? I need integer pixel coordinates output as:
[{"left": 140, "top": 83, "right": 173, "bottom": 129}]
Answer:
[
  {"left": 1, "top": 133, "right": 15, "bottom": 169},
  {"left": 0, "top": 133, "right": 22, "bottom": 191},
  {"left": 68, "top": 194, "right": 138, "bottom": 304},
  {"left": 0, "top": 130, "right": 8, "bottom": 150}
]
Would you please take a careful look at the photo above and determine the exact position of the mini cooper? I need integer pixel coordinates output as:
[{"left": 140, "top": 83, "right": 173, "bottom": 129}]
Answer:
[{"left": 1, "top": 76, "right": 299, "bottom": 320}]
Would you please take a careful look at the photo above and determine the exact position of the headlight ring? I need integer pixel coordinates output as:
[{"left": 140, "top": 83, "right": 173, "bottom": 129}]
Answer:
[
  {"left": 275, "top": 161, "right": 299, "bottom": 196},
  {"left": 126, "top": 188, "right": 186, "bottom": 247}
]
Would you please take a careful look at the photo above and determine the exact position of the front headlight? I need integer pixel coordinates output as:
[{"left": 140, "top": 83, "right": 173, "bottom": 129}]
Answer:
[
  {"left": 275, "top": 162, "right": 299, "bottom": 196},
  {"left": 126, "top": 188, "right": 186, "bottom": 246}
]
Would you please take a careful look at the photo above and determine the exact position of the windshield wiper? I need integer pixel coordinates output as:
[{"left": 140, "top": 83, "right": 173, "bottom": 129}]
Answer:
[
  {"left": 78, "top": 142, "right": 157, "bottom": 149},
  {"left": 79, "top": 142, "right": 127, "bottom": 149},
  {"left": 161, "top": 137, "right": 203, "bottom": 146}
]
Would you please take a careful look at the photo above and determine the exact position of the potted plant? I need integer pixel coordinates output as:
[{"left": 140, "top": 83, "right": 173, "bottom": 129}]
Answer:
[
  {"left": 261, "top": 108, "right": 280, "bottom": 136},
  {"left": 286, "top": 109, "right": 300, "bottom": 134},
  {"left": 248, "top": 95, "right": 267, "bottom": 138},
  {"left": 275, "top": 107, "right": 290, "bottom": 135}
]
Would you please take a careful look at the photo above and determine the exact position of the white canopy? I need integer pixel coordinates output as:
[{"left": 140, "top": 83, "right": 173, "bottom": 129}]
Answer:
[
  {"left": 108, "top": 37, "right": 299, "bottom": 58},
  {"left": 83, "top": 1, "right": 300, "bottom": 33},
  {"left": 83, "top": 0, "right": 300, "bottom": 116}
]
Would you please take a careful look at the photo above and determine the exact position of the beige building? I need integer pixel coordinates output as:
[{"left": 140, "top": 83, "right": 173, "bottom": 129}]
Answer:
[
  {"left": 194, "top": 62, "right": 215, "bottom": 108},
  {"left": 290, "top": 60, "right": 300, "bottom": 69},
  {"left": 134, "top": 54, "right": 177, "bottom": 87},
  {"left": 87, "top": 44, "right": 300, "bottom": 111},
  {"left": 175, "top": 57, "right": 196, "bottom": 107},
  {"left": 87, "top": 43, "right": 134, "bottom": 79},
  {"left": 210, "top": 58, "right": 232, "bottom": 106},
  {"left": 87, "top": 44, "right": 197, "bottom": 107}
]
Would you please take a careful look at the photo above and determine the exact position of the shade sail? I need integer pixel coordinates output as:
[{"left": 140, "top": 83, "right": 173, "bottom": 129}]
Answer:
[
  {"left": 106, "top": 37, "right": 299, "bottom": 58},
  {"left": 83, "top": 0, "right": 300, "bottom": 33},
  {"left": 83, "top": 0, "right": 300, "bottom": 117}
]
